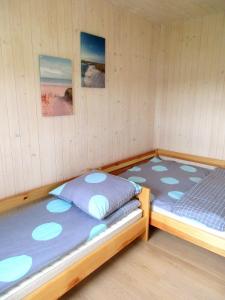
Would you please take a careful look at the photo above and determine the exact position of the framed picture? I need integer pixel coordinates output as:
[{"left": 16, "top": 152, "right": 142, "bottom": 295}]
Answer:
[
  {"left": 80, "top": 32, "right": 105, "bottom": 88},
  {"left": 39, "top": 55, "right": 73, "bottom": 116}
]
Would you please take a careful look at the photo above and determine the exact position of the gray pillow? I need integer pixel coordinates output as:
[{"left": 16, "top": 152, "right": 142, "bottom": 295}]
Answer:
[{"left": 50, "top": 171, "right": 140, "bottom": 220}]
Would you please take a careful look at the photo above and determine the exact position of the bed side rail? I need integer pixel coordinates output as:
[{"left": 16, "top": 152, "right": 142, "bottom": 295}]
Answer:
[{"left": 157, "top": 149, "right": 225, "bottom": 168}]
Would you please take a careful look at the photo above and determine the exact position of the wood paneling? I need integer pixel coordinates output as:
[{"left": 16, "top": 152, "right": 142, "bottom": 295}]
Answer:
[
  {"left": 0, "top": 150, "right": 155, "bottom": 213},
  {"left": 154, "top": 13, "right": 225, "bottom": 160},
  {"left": 110, "top": 0, "right": 225, "bottom": 24},
  {"left": 0, "top": 0, "right": 157, "bottom": 198}
]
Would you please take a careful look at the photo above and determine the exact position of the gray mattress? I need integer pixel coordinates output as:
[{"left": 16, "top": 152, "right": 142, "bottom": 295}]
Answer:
[
  {"left": 119, "top": 157, "right": 211, "bottom": 212},
  {"left": 0, "top": 197, "right": 140, "bottom": 295}
]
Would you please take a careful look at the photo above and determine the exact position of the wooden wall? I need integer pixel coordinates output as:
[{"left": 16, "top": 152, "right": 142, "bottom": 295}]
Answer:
[
  {"left": 154, "top": 13, "right": 225, "bottom": 160},
  {"left": 0, "top": 0, "right": 157, "bottom": 198}
]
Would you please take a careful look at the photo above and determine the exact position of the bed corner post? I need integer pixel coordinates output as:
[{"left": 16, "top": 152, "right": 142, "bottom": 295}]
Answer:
[{"left": 138, "top": 187, "right": 150, "bottom": 241}]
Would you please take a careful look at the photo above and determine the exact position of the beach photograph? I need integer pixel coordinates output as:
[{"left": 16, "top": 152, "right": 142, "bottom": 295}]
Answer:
[
  {"left": 80, "top": 32, "right": 105, "bottom": 88},
  {"left": 39, "top": 55, "right": 73, "bottom": 116}
]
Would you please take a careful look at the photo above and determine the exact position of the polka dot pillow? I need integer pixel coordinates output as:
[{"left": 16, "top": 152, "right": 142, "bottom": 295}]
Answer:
[{"left": 50, "top": 171, "right": 141, "bottom": 220}]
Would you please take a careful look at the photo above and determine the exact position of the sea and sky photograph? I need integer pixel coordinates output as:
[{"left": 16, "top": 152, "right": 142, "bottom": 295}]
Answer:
[
  {"left": 80, "top": 32, "right": 105, "bottom": 88},
  {"left": 39, "top": 55, "right": 73, "bottom": 116}
]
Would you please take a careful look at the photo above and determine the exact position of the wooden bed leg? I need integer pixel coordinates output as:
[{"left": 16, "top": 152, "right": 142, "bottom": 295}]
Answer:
[{"left": 138, "top": 187, "right": 150, "bottom": 241}]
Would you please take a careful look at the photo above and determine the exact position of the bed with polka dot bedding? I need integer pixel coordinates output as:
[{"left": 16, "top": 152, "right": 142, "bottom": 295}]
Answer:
[
  {"left": 119, "top": 156, "right": 211, "bottom": 213},
  {"left": 0, "top": 195, "right": 140, "bottom": 295}
]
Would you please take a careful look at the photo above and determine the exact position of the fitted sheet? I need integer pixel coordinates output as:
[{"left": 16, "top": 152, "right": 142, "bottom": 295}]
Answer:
[
  {"left": 0, "top": 196, "right": 140, "bottom": 295},
  {"left": 119, "top": 157, "right": 225, "bottom": 232},
  {"left": 153, "top": 206, "right": 225, "bottom": 238},
  {"left": 1, "top": 209, "right": 142, "bottom": 300},
  {"left": 119, "top": 157, "right": 211, "bottom": 212}
]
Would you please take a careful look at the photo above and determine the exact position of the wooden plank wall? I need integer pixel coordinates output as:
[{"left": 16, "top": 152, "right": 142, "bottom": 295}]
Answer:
[
  {"left": 154, "top": 13, "right": 225, "bottom": 160},
  {"left": 0, "top": 0, "right": 157, "bottom": 199},
  {"left": 110, "top": 0, "right": 225, "bottom": 24}
]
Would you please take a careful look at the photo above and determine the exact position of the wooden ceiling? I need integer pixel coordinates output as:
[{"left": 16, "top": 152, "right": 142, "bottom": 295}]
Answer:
[{"left": 110, "top": 0, "right": 225, "bottom": 24}]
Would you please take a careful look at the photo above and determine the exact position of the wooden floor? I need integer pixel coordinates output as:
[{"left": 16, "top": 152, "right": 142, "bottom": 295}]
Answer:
[{"left": 62, "top": 228, "right": 225, "bottom": 300}]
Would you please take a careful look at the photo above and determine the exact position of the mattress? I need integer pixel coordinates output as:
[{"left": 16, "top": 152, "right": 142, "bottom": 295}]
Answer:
[
  {"left": 1, "top": 208, "right": 142, "bottom": 300},
  {"left": 119, "top": 157, "right": 225, "bottom": 233},
  {"left": 153, "top": 206, "right": 225, "bottom": 238},
  {"left": 119, "top": 156, "right": 211, "bottom": 212},
  {"left": 0, "top": 196, "right": 140, "bottom": 295}
]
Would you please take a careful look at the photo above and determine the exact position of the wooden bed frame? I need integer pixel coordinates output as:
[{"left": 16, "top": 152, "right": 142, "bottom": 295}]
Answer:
[
  {"left": 24, "top": 187, "right": 150, "bottom": 300},
  {"left": 152, "top": 149, "right": 225, "bottom": 258},
  {"left": 0, "top": 159, "right": 151, "bottom": 300},
  {"left": 1, "top": 148, "right": 225, "bottom": 298}
]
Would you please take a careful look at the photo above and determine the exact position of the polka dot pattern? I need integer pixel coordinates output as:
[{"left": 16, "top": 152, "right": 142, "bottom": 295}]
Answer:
[
  {"left": 0, "top": 158, "right": 212, "bottom": 293},
  {"left": 168, "top": 191, "right": 184, "bottom": 200},
  {"left": 85, "top": 173, "right": 107, "bottom": 184},
  {"left": 128, "top": 176, "right": 146, "bottom": 184},
  {"left": 151, "top": 157, "right": 162, "bottom": 163},
  {"left": 47, "top": 199, "right": 72, "bottom": 213},
  {"left": 128, "top": 166, "right": 141, "bottom": 172},
  {"left": 160, "top": 177, "right": 179, "bottom": 185},
  {"left": 49, "top": 183, "right": 66, "bottom": 196},
  {"left": 88, "top": 224, "right": 107, "bottom": 241},
  {"left": 130, "top": 181, "right": 142, "bottom": 194},
  {"left": 32, "top": 222, "right": 62, "bottom": 241},
  {"left": 88, "top": 195, "right": 109, "bottom": 220},
  {"left": 0, "top": 255, "right": 32, "bottom": 283},
  {"left": 152, "top": 165, "right": 168, "bottom": 172},
  {"left": 0, "top": 165, "right": 142, "bottom": 293},
  {"left": 180, "top": 165, "right": 197, "bottom": 173}
]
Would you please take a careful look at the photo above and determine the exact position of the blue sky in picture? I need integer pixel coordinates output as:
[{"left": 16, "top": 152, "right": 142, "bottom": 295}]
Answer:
[
  {"left": 39, "top": 55, "right": 72, "bottom": 84},
  {"left": 80, "top": 32, "right": 105, "bottom": 64}
]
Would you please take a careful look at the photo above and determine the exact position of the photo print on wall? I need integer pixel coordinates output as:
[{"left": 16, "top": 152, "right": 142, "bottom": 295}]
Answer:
[
  {"left": 39, "top": 55, "right": 73, "bottom": 116},
  {"left": 80, "top": 32, "right": 105, "bottom": 88}
]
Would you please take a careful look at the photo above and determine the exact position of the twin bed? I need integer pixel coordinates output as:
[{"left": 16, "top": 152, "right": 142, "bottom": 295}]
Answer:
[
  {"left": 0, "top": 171, "right": 150, "bottom": 299},
  {"left": 106, "top": 149, "right": 225, "bottom": 257},
  {"left": 0, "top": 148, "right": 224, "bottom": 299}
]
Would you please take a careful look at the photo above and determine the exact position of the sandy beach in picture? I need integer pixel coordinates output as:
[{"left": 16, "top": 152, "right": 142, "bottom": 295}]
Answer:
[
  {"left": 41, "top": 84, "right": 73, "bottom": 116},
  {"left": 39, "top": 55, "right": 73, "bottom": 116}
]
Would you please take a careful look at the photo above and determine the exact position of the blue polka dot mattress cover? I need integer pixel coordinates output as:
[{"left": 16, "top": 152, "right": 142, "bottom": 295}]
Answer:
[
  {"left": 119, "top": 157, "right": 225, "bottom": 230},
  {"left": 120, "top": 156, "right": 211, "bottom": 212},
  {"left": 0, "top": 196, "right": 140, "bottom": 295}
]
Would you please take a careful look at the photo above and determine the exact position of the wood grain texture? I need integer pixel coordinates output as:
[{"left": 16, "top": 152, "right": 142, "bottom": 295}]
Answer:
[
  {"left": 110, "top": 0, "right": 225, "bottom": 24},
  {"left": 0, "top": 150, "right": 154, "bottom": 213},
  {"left": 150, "top": 211, "right": 225, "bottom": 257},
  {"left": 0, "top": 0, "right": 156, "bottom": 199},
  {"left": 102, "top": 150, "right": 155, "bottom": 173},
  {"left": 154, "top": 13, "right": 225, "bottom": 160},
  {"left": 139, "top": 187, "right": 150, "bottom": 241},
  {"left": 158, "top": 148, "right": 225, "bottom": 168}
]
